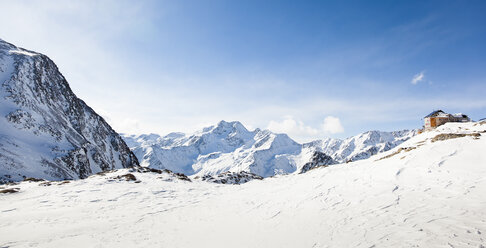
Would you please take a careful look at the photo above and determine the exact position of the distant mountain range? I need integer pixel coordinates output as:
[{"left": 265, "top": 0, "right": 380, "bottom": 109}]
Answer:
[
  {"left": 0, "top": 39, "right": 138, "bottom": 182},
  {"left": 123, "top": 121, "right": 416, "bottom": 178}
]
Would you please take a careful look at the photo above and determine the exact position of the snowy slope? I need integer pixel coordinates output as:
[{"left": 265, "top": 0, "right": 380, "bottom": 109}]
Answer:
[
  {"left": 0, "top": 39, "right": 138, "bottom": 182},
  {"left": 123, "top": 120, "right": 415, "bottom": 177},
  {"left": 1, "top": 121, "right": 485, "bottom": 247}
]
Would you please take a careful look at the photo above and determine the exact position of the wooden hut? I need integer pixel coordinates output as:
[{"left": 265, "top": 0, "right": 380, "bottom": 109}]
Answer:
[{"left": 424, "top": 110, "right": 470, "bottom": 130}]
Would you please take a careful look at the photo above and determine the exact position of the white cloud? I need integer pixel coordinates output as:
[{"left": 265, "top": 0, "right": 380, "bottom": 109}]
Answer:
[
  {"left": 411, "top": 71, "right": 425, "bottom": 84},
  {"left": 267, "top": 116, "right": 320, "bottom": 139},
  {"left": 267, "top": 116, "right": 344, "bottom": 142},
  {"left": 322, "top": 116, "right": 344, "bottom": 134}
]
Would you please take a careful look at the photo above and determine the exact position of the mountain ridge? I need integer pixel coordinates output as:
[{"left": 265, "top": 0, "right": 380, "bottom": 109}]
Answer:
[{"left": 123, "top": 120, "right": 416, "bottom": 178}]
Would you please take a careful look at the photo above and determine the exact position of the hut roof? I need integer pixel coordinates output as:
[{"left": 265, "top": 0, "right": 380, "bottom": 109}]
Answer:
[
  {"left": 424, "top": 110, "right": 448, "bottom": 118},
  {"left": 452, "top": 113, "right": 468, "bottom": 118}
]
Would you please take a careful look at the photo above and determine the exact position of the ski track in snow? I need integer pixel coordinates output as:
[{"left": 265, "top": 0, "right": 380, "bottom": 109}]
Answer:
[{"left": 1, "top": 123, "right": 486, "bottom": 248}]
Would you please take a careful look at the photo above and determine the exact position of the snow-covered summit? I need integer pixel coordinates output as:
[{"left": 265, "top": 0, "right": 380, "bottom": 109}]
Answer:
[
  {"left": 0, "top": 39, "right": 138, "bottom": 182},
  {"left": 124, "top": 120, "right": 301, "bottom": 177},
  {"left": 0, "top": 39, "right": 40, "bottom": 57}
]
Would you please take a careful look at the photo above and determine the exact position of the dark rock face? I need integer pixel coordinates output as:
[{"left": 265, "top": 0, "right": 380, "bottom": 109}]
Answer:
[
  {"left": 300, "top": 151, "right": 336, "bottom": 173},
  {"left": 0, "top": 39, "right": 138, "bottom": 183},
  {"left": 130, "top": 167, "right": 191, "bottom": 182},
  {"left": 113, "top": 173, "right": 138, "bottom": 182},
  {"left": 200, "top": 171, "right": 263, "bottom": 184}
]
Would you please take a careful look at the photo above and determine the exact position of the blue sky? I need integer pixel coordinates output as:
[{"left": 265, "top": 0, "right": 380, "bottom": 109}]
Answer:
[{"left": 1, "top": 0, "right": 485, "bottom": 142}]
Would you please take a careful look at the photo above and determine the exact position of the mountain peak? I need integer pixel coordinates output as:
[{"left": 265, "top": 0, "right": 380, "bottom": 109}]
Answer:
[
  {"left": 206, "top": 120, "right": 249, "bottom": 135},
  {"left": 216, "top": 120, "right": 244, "bottom": 128},
  {"left": 0, "top": 39, "right": 39, "bottom": 57}
]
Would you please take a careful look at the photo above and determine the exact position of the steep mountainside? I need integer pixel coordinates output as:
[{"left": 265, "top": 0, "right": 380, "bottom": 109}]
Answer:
[
  {"left": 0, "top": 39, "right": 138, "bottom": 182},
  {"left": 123, "top": 121, "right": 416, "bottom": 178}
]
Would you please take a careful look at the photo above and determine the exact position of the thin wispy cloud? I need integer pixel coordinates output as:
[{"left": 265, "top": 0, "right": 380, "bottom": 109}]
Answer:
[{"left": 411, "top": 71, "right": 425, "bottom": 84}]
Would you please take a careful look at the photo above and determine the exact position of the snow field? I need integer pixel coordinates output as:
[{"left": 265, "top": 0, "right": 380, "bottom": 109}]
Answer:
[{"left": 1, "top": 122, "right": 485, "bottom": 247}]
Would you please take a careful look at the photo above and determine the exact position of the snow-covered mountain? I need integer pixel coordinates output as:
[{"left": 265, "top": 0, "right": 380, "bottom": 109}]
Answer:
[
  {"left": 0, "top": 39, "right": 138, "bottom": 182},
  {"left": 301, "top": 129, "right": 416, "bottom": 164},
  {"left": 2, "top": 121, "right": 485, "bottom": 247},
  {"left": 123, "top": 120, "right": 416, "bottom": 178},
  {"left": 123, "top": 121, "right": 301, "bottom": 178}
]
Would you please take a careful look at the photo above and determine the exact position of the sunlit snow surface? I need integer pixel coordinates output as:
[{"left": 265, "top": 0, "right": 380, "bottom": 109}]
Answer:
[{"left": 1, "top": 122, "right": 486, "bottom": 247}]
